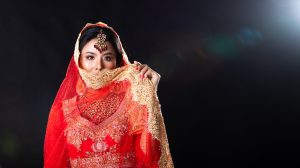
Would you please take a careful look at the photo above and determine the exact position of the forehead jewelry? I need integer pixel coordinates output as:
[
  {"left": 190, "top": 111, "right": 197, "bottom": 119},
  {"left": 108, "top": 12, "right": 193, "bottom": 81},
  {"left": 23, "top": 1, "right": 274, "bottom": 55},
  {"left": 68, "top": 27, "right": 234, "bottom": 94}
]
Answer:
[{"left": 94, "top": 29, "right": 107, "bottom": 53}]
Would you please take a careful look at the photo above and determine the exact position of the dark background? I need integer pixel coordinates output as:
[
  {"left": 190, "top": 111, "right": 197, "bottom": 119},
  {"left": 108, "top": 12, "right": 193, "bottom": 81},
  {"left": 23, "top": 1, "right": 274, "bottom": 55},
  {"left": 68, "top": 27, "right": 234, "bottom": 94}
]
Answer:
[{"left": 1, "top": 0, "right": 300, "bottom": 167}]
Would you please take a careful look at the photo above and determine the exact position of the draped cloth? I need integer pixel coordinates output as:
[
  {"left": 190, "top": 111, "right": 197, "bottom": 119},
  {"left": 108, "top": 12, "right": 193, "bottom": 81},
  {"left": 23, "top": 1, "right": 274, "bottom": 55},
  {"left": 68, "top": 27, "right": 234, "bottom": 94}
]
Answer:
[{"left": 44, "top": 22, "right": 174, "bottom": 168}]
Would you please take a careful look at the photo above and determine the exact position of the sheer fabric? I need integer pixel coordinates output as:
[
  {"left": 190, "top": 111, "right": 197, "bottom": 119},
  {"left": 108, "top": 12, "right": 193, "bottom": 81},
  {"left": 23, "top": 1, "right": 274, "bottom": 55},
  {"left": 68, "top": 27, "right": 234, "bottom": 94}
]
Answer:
[{"left": 44, "top": 22, "right": 173, "bottom": 168}]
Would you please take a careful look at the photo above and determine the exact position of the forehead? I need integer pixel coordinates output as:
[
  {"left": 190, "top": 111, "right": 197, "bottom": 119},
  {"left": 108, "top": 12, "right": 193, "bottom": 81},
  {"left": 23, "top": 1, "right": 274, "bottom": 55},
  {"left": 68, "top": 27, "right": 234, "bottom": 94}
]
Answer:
[{"left": 82, "top": 38, "right": 116, "bottom": 54}]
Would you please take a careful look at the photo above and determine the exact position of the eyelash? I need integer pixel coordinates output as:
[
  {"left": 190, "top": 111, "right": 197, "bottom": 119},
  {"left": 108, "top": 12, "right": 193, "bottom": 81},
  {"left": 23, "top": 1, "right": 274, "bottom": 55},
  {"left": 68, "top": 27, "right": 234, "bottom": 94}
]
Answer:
[
  {"left": 85, "top": 55, "right": 114, "bottom": 61},
  {"left": 86, "top": 55, "right": 94, "bottom": 60},
  {"left": 104, "top": 55, "right": 113, "bottom": 61}
]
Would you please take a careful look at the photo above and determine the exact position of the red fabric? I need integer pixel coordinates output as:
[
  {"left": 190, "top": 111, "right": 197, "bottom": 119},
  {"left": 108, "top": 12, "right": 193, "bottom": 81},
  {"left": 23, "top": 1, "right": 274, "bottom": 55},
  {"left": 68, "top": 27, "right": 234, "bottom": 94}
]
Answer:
[
  {"left": 44, "top": 22, "right": 173, "bottom": 168},
  {"left": 44, "top": 57, "right": 162, "bottom": 167},
  {"left": 44, "top": 58, "right": 78, "bottom": 168}
]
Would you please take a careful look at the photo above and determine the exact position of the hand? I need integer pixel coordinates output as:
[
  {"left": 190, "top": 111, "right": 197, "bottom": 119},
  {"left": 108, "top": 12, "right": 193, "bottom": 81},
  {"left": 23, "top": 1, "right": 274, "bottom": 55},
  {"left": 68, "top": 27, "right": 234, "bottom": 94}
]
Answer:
[{"left": 134, "top": 61, "right": 161, "bottom": 88}]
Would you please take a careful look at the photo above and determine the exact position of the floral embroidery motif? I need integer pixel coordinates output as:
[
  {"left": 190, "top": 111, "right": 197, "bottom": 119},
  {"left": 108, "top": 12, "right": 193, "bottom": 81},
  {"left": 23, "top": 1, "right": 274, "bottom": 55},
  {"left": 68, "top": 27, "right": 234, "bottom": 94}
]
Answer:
[
  {"left": 46, "top": 22, "right": 173, "bottom": 168},
  {"left": 116, "top": 65, "right": 174, "bottom": 168},
  {"left": 62, "top": 82, "right": 129, "bottom": 151},
  {"left": 63, "top": 94, "right": 132, "bottom": 166},
  {"left": 70, "top": 152, "right": 135, "bottom": 168},
  {"left": 92, "top": 141, "right": 108, "bottom": 153},
  {"left": 62, "top": 66, "right": 173, "bottom": 167},
  {"left": 78, "top": 67, "right": 125, "bottom": 90},
  {"left": 79, "top": 92, "right": 125, "bottom": 125}
]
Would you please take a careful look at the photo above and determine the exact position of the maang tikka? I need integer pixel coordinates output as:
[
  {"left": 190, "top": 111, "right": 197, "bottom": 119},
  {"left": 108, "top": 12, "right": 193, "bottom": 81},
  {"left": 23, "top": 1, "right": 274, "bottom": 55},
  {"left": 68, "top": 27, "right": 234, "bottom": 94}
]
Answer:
[{"left": 94, "top": 29, "right": 107, "bottom": 52}]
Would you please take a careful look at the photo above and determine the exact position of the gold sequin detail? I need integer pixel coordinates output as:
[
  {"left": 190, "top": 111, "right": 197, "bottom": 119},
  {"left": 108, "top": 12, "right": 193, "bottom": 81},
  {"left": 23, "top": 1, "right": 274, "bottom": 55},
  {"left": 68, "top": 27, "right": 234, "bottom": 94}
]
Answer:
[
  {"left": 62, "top": 84, "right": 129, "bottom": 150},
  {"left": 70, "top": 152, "right": 135, "bottom": 168},
  {"left": 69, "top": 22, "right": 173, "bottom": 167},
  {"left": 79, "top": 92, "right": 125, "bottom": 125},
  {"left": 78, "top": 67, "right": 125, "bottom": 90},
  {"left": 115, "top": 65, "right": 174, "bottom": 168},
  {"left": 63, "top": 65, "right": 174, "bottom": 167}
]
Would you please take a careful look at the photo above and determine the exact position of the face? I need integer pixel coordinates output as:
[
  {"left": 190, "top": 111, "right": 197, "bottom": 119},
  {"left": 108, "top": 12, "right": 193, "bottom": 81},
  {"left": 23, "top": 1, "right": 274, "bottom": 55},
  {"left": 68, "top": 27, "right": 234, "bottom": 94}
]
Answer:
[{"left": 79, "top": 38, "right": 117, "bottom": 72}]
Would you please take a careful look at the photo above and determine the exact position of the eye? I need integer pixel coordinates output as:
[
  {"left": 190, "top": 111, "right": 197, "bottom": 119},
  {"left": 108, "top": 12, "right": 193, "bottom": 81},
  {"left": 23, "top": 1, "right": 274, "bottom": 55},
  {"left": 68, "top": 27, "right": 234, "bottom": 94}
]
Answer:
[
  {"left": 104, "top": 55, "right": 113, "bottom": 61},
  {"left": 86, "top": 55, "right": 95, "bottom": 60}
]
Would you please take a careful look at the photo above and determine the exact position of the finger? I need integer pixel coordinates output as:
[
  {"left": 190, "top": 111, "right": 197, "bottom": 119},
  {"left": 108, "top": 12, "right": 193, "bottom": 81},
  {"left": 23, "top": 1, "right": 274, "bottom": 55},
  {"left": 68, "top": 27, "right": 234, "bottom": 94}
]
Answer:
[
  {"left": 139, "top": 66, "right": 149, "bottom": 78},
  {"left": 134, "top": 60, "right": 142, "bottom": 65},
  {"left": 152, "top": 73, "right": 160, "bottom": 84},
  {"left": 152, "top": 72, "right": 161, "bottom": 86},
  {"left": 144, "top": 70, "right": 152, "bottom": 79},
  {"left": 133, "top": 61, "right": 142, "bottom": 69},
  {"left": 134, "top": 60, "right": 141, "bottom": 65},
  {"left": 133, "top": 61, "right": 143, "bottom": 70},
  {"left": 137, "top": 64, "right": 145, "bottom": 71}
]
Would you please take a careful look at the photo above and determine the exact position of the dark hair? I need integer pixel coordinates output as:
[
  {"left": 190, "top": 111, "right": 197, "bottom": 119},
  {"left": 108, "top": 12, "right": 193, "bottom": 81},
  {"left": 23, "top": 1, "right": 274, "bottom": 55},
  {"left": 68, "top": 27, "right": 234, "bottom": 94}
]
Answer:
[{"left": 79, "top": 26, "right": 124, "bottom": 67}]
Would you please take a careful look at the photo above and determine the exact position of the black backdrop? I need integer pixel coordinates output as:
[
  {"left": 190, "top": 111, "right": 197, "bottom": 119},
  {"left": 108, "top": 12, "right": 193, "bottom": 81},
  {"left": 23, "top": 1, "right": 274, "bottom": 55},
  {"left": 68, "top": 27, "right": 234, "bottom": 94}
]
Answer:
[{"left": 1, "top": 0, "right": 300, "bottom": 167}]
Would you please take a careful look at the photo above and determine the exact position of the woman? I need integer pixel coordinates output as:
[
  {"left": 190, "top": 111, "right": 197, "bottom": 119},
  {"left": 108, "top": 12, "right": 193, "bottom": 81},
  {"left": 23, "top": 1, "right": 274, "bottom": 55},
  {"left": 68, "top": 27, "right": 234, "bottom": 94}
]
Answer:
[{"left": 44, "top": 21, "right": 173, "bottom": 168}]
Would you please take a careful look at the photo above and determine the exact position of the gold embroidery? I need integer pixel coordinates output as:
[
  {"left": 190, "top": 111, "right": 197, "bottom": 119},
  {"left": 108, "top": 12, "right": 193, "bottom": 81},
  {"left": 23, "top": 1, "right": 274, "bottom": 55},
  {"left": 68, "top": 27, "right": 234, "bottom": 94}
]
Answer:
[
  {"left": 116, "top": 65, "right": 161, "bottom": 138},
  {"left": 115, "top": 65, "right": 174, "bottom": 168},
  {"left": 73, "top": 22, "right": 131, "bottom": 69},
  {"left": 64, "top": 105, "right": 128, "bottom": 150},
  {"left": 78, "top": 67, "right": 125, "bottom": 89},
  {"left": 62, "top": 82, "right": 129, "bottom": 150},
  {"left": 68, "top": 22, "right": 173, "bottom": 167},
  {"left": 92, "top": 141, "right": 108, "bottom": 153},
  {"left": 63, "top": 66, "right": 173, "bottom": 167},
  {"left": 127, "top": 101, "right": 147, "bottom": 135},
  {"left": 70, "top": 152, "right": 135, "bottom": 168},
  {"left": 79, "top": 92, "right": 125, "bottom": 125}
]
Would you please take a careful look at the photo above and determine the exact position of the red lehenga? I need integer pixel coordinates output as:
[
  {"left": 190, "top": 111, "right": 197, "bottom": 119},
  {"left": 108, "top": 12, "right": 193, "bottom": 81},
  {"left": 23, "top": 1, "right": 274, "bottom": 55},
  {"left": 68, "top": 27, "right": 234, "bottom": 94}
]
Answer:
[{"left": 44, "top": 22, "right": 173, "bottom": 168}]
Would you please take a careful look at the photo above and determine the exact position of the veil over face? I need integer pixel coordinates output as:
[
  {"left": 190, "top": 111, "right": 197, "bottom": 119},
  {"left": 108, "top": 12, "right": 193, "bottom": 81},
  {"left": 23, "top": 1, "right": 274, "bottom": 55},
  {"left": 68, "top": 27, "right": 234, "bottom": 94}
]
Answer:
[{"left": 44, "top": 22, "right": 173, "bottom": 168}]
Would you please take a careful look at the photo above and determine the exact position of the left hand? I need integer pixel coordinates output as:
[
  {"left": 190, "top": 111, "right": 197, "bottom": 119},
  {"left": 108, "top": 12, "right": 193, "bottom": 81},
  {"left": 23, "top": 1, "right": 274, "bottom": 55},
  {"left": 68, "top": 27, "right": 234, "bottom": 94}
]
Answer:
[{"left": 134, "top": 61, "right": 161, "bottom": 88}]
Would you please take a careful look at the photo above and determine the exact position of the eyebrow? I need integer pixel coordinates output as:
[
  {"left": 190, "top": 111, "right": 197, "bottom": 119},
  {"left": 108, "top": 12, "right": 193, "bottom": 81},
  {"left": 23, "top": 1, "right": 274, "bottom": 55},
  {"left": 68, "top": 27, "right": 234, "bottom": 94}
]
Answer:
[
  {"left": 84, "top": 51, "right": 96, "bottom": 55},
  {"left": 102, "top": 51, "right": 115, "bottom": 55},
  {"left": 84, "top": 51, "right": 116, "bottom": 56}
]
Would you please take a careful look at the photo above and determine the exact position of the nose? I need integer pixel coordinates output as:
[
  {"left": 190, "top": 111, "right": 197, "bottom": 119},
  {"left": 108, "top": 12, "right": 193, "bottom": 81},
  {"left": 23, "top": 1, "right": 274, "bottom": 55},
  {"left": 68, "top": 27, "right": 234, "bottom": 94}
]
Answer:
[{"left": 95, "top": 57, "right": 103, "bottom": 71}]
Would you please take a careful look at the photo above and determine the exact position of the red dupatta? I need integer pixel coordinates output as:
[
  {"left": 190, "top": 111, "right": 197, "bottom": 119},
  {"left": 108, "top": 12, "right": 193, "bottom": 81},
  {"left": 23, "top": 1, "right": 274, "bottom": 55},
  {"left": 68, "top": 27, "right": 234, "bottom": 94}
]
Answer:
[{"left": 44, "top": 22, "right": 173, "bottom": 168}]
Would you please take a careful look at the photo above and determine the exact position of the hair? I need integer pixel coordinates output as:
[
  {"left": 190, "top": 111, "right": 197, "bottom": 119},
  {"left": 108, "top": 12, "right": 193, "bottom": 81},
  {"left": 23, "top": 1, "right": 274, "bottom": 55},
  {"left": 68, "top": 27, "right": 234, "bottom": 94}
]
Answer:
[{"left": 79, "top": 26, "right": 124, "bottom": 67}]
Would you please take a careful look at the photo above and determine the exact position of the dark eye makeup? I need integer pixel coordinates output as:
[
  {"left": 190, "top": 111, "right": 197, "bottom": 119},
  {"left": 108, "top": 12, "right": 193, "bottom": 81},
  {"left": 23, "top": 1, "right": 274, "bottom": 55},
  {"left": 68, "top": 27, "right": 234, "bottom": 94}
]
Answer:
[{"left": 86, "top": 55, "right": 95, "bottom": 60}]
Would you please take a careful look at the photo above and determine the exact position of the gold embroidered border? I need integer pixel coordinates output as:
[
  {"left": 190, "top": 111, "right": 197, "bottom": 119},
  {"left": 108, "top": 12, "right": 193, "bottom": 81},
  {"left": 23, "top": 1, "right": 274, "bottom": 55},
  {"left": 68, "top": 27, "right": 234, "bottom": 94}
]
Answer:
[
  {"left": 115, "top": 65, "right": 174, "bottom": 168},
  {"left": 62, "top": 94, "right": 128, "bottom": 150}
]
